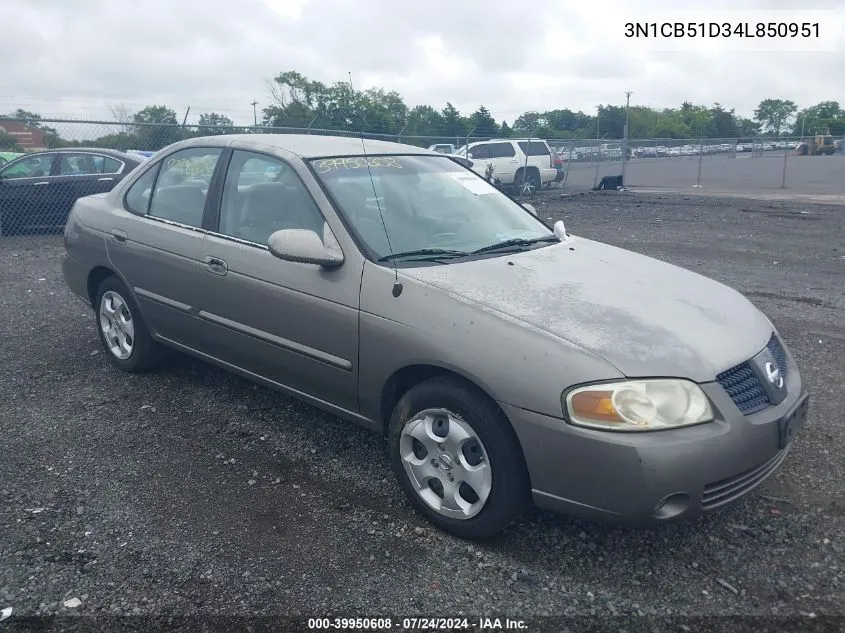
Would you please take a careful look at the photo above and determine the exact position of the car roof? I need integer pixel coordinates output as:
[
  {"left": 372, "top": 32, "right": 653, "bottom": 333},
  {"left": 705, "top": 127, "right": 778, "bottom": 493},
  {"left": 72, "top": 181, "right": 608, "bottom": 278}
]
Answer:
[
  {"left": 166, "top": 134, "right": 437, "bottom": 159},
  {"left": 19, "top": 147, "right": 139, "bottom": 160}
]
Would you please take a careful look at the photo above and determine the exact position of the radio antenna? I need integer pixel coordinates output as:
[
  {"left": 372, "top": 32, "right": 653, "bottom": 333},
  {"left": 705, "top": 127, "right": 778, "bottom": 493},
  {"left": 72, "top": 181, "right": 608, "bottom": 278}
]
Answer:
[{"left": 348, "top": 71, "right": 402, "bottom": 297}]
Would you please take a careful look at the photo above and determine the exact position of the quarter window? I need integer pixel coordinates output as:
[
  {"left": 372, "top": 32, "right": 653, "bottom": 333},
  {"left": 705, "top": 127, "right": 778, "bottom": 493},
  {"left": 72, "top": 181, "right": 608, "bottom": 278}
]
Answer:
[
  {"left": 218, "top": 150, "right": 324, "bottom": 245},
  {"left": 124, "top": 165, "right": 158, "bottom": 214}
]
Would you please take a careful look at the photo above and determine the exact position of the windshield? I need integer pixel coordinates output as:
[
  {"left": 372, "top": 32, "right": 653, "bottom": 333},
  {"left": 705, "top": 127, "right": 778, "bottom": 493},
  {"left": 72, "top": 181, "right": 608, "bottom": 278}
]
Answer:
[{"left": 310, "top": 155, "right": 553, "bottom": 262}]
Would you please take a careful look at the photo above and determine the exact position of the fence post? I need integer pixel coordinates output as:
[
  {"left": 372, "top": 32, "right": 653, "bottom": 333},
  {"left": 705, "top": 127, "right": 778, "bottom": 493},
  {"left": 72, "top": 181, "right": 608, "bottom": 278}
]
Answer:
[
  {"left": 780, "top": 144, "right": 789, "bottom": 188},
  {"left": 693, "top": 137, "right": 704, "bottom": 187},
  {"left": 562, "top": 140, "right": 574, "bottom": 187}
]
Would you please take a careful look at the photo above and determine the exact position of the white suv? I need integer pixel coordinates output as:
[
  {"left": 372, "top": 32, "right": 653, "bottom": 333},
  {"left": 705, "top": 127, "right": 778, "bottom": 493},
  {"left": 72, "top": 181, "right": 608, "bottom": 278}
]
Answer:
[{"left": 457, "top": 139, "right": 557, "bottom": 194}]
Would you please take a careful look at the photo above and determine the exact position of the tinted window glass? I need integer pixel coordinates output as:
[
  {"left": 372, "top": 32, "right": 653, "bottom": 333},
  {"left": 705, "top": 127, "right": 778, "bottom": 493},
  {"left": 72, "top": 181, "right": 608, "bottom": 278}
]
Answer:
[
  {"left": 218, "top": 150, "right": 324, "bottom": 245},
  {"left": 59, "top": 154, "right": 101, "bottom": 176},
  {"left": 487, "top": 142, "right": 516, "bottom": 158},
  {"left": 147, "top": 148, "right": 221, "bottom": 227},
  {"left": 0, "top": 154, "right": 54, "bottom": 179},
  {"left": 468, "top": 144, "right": 489, "bottom": 159},
  {"left": 517, "top": 141, "right": 550, "bottom": 156},
  {"left": 100, "top": 156, "right": 123, "bottom": 174},
  {"left": 124, "top": 165, "right": 159, "bottom": 214}
]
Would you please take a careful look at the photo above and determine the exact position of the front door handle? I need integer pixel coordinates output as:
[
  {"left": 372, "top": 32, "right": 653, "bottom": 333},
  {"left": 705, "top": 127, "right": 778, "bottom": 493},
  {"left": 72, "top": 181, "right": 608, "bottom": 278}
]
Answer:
[
  {"left": 204, "top": 256, "right": 228, "bottom": 276},
  {"left": 111, "top": 229, "right": 127, "bottom": 244},
  {"left": 33, "top": 181, "right": 49, "bottom": 186}
]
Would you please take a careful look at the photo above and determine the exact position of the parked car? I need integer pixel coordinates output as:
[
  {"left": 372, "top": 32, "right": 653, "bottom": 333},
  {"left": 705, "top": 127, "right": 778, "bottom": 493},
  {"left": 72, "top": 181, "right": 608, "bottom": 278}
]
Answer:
[
  {"left": 427, "top": 144, "right": 457, "bottom": 154},
  {"left": 0, "top": 148, "right": 141, "bottom": 235},
  {"left": 62, "top": 134, "right": 808, "bottom": 539},
  {"left": 0, "top": 151, "right": 24, "bottom": 167},
  {"left": 125, "top": 149, "right": 157, "bottom": 160},
  {"left": 457, "top": 139, "right": 557, "bottom": 194}
]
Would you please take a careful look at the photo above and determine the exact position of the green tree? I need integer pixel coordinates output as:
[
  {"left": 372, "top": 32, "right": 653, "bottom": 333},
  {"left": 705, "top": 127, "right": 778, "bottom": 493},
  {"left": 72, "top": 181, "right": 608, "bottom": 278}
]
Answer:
[
  {"left": 133, "top": 106, "right": 181, "bottom": 150},
  {"left": 90, "top": 132, "right": 142, "bottom": 151},
  {"left": 197, "top": 112, "right": 235, "bottom": 136},
  {"left": 708, "top": 103, "right": 739, "bottom": 138},
  {"left": 8, "top": 109, "right": 42, "bottom": 127},
  {"left": 793, "top": 101, "right": 845, "bottom": 136},
  {"left": 753, "top": 99, "right": 797, "bottom": 136},
  {"left": 0, "top": 131, "right": 21, "bottom": 151},
  {"left": 441, "top": 102, "right": 467, "bottom": 138},
  {"left": 469, "top": 106, "right": 499, "bottom": 138}
]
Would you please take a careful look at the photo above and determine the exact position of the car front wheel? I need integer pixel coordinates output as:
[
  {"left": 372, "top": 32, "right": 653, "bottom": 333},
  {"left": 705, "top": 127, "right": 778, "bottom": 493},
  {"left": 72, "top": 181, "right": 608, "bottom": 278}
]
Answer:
[
  {"left": 388, "top": 377, "right": 531, "bottom": 539},
  {"left": 94, "top": 276, "right": 163, "bottom": 372}
]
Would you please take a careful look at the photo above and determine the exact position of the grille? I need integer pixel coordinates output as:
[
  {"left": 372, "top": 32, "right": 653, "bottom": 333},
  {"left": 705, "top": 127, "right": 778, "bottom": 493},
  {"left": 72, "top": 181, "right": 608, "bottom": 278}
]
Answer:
[
  {"left": 716, "top": 362, "right": 769, "bottom": 414},
  {"left": 716, "top": 334, "right": 787, "bottom": 415},
  {"left": 702, "top": 449, "right": 788, "bottom": 509}
]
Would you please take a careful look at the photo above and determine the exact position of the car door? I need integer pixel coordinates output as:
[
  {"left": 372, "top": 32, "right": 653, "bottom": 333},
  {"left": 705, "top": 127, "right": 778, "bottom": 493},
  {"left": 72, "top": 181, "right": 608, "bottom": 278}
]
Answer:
[
  {"left": 465, "top": 143, "right": 492, "bottom": 178},
  {"left": 104, "top": 146, "right": 225, "bottom": 350},
  {"left": 0, "top": 153, "right": 58, "bottom": 234},
  {"left": 194, "top": 149, "right": 361, "bottom": 412},
  {"left": 51, "top": 153, "right": 118, "bottom": 230},
  {"left": 486, "top": 141, "right": 519, "bottom": 184}
]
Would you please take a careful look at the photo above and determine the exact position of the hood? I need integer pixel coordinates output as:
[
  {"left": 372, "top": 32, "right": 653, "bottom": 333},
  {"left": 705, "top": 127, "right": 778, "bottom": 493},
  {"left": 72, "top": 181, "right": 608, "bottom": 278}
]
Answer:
[{"left": 401, "top": 237, "right": 772, "bottom": 382}]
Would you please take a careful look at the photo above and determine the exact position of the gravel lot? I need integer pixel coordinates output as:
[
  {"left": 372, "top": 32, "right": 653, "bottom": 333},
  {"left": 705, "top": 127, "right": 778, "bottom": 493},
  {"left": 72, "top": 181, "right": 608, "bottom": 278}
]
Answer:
[{"left": 0, "top": 191, "right": 843, "bottom": 626}]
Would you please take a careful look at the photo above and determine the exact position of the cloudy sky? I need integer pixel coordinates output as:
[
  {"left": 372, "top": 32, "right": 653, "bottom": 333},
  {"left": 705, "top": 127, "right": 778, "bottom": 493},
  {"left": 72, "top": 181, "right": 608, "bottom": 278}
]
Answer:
[{"left": 1, "top": 0, "right": 842, "bottom": 127}]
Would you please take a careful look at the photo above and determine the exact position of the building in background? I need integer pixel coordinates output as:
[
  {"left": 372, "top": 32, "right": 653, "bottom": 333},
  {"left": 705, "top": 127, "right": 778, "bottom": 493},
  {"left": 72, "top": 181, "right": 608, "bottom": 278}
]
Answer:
[{"left": 0, "top": 121, "right": 47, "bottom": 151}]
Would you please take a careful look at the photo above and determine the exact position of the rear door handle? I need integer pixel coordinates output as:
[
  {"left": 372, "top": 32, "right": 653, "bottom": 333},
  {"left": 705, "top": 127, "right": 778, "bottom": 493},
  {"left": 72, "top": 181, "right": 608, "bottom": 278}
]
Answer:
[
  {"left": 111, "top": 229, "right": 127, "bottom": 244},
  {"left": 204, "top": 256, "right": 228, "bottom": 276},
  {"left": 98, "top": 177, "right": 114, "bottom": 182}
]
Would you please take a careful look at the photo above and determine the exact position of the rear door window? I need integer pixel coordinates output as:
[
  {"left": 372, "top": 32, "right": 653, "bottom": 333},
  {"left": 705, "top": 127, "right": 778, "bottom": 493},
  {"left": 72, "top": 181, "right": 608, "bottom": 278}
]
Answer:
[
  {"left": 487, "top": 142, "right": 516, "bottom": 158},
  {"left": 517, "top": 141, "right": 551, "bottom": 156}
]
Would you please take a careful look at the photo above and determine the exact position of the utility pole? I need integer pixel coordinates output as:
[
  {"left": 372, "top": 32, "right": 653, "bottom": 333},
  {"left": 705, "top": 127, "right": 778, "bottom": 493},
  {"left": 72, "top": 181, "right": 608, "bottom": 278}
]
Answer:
[
  {"left": 622, "top": 91, "right": 632, "bottom": 188},
  {"left": 251, "top": 100, "right": 258, "bottom": 126}
]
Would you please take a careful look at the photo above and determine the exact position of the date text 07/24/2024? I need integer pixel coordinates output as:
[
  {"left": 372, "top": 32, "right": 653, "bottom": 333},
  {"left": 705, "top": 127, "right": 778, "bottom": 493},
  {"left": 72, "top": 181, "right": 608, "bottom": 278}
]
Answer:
[{"left": 307, "top": 617, "right": 527, "bottom": 630}]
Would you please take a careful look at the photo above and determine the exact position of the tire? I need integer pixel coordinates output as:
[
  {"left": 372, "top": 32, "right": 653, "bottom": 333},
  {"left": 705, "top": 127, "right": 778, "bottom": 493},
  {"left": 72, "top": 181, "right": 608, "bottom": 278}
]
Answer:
[
  {"left": 388, "top": 376, "right": 531, "bottom": 539},
  {"left": 94, "top": 276, "right": 163, "bottom": 373},
  {"left": 515, "top": 169, "right": 540, "bottom": 196}
]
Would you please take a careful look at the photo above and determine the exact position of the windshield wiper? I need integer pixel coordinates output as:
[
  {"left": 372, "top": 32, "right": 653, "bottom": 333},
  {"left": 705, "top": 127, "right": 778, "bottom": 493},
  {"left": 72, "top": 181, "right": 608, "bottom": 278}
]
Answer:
[
  {"left": 377, "top": 248, "right": 469, "bottom": 263},
  {"left": 470, "top": 235, "right": 559, "bottom": 255}
]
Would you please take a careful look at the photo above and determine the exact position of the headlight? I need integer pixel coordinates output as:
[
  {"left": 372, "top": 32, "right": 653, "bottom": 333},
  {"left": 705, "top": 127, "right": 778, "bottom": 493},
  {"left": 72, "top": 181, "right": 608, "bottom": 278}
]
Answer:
[{"left": 563, "top": 379, "right": 714, "bottom": 432}]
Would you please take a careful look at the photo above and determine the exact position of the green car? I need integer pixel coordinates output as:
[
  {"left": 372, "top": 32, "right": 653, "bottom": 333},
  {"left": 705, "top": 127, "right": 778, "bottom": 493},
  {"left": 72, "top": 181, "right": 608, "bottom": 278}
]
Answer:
[{"left": 0, "top": 151, "right": 24, "bottom": 167}]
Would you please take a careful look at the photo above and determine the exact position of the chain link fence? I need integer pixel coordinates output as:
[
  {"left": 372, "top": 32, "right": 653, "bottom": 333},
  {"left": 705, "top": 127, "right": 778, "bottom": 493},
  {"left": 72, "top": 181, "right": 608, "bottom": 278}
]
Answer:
[{"left": 1, "top": 117, "right": 843, "bottom": 237}]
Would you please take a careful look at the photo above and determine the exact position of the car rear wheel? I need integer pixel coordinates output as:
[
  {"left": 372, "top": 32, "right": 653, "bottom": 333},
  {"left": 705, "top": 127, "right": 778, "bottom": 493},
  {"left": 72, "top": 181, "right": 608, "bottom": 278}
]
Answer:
[
  {"left": 515, "top": 169, "right": 540, "bottom": 196},
  {"left": 95, "top": 276, "right": 163, "bottom": 373},
  {"left": 388, "top": 376, "right": 531, "bottom": 539}
]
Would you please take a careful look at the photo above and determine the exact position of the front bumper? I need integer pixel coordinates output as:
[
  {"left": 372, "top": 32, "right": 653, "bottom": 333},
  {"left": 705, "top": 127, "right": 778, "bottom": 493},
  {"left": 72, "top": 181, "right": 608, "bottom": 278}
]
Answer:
[{"left": 503, "top": 353, "right": 807, "bottom": 524}]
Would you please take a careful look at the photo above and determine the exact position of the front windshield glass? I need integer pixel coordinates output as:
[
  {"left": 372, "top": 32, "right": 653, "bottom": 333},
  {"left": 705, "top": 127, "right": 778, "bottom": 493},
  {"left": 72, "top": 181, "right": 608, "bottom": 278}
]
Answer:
[{"left": 310, "top": 155, "right": 552, "bottom": 261}]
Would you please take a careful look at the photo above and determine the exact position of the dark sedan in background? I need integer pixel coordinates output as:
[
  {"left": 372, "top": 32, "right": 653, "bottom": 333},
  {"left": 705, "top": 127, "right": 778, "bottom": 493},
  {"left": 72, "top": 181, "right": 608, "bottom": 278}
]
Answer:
[{"left": 0, "top": 148, "right": 142, "bottom": 235}]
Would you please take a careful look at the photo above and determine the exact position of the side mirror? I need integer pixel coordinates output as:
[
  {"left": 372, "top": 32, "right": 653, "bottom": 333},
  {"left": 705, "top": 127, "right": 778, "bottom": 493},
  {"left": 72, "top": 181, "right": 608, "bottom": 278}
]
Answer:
[
  {"left": 268, "top": 225, "right": 344, "bottom": 268},
  {"left": 553, "top": 220, "right": 568, "bottom": 241},
  {"left": 522, "top": 203, "right": 537, "bottom": 216},
  {"left": 467, "top": 153, "right": 474, "bottom": 159}
]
